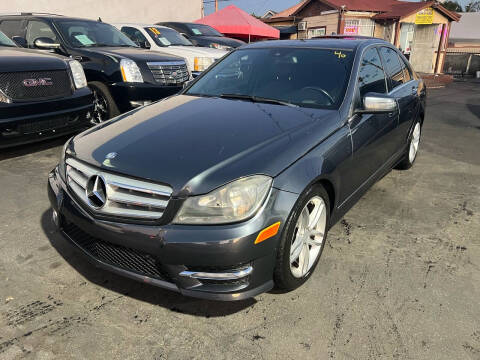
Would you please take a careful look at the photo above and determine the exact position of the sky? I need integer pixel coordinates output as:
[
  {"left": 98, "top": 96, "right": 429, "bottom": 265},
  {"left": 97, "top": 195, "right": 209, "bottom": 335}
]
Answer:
[{"left": 203, "top": 0, "right": 473, "bottom": 16}]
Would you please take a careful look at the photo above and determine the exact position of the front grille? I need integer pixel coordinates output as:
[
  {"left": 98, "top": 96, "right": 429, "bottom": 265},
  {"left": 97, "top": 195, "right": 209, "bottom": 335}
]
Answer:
[
  {"left": 147, "top": 61, "right": 189, "bottom": 86},
  {"left": 66, "top": 157, "right": 172, "bottom": 220},
  {"left": 62, "top": 222, "right": 167, "bottom": 280},
  {"left": 0, "top": 70, "right": 73, "bottom": 101}
]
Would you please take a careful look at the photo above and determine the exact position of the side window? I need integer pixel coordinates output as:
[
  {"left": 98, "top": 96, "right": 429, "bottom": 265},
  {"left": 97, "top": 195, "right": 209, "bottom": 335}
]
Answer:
[
  {"left": 26, "top": 20, "right": 57, "bottom": 48},
  {"left": 121, "top": 26, "right": 147, "bottom": 45},
  {"left": 398, "top": 55, "right": 412, "bottom": 82},
  {"left": 0, "top": 20, "right": 24, "bottom": 38},
  {"left": 358, "top": 47, "right": 387, "bottom": 97},
  {"left": 379, "top": 47, "right": 405, "bottom": 91}
]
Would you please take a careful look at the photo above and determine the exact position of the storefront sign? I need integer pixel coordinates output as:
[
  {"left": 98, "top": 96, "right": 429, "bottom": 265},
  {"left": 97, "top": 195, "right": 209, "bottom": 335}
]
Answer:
[
  {"left": 344, "top": 25, "right": 358, "bottom": 34},
  {"left": 415, "top": 8, "right": 434, "bottom": 25}
]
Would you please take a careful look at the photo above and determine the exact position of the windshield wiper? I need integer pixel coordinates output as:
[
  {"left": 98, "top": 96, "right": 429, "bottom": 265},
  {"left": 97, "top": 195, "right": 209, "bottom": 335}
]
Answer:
[{"left": 220, "top": 94, "right": 298, "bottom": 107}]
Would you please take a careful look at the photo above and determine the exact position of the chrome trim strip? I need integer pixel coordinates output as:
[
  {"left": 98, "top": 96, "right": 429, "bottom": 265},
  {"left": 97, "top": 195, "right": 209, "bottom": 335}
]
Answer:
[
  {"left": 179, "top": 266, "right": 253, "bottom": 280},
  {"left": 147, "top": 61, "right": 187, "bottom": 66}
]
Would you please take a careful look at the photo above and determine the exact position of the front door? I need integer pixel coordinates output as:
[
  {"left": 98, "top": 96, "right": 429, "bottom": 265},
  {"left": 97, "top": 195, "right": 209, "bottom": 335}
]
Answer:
[
  {"left": 409, "top": 24, "right": 439, "bottom": 74},
  {"left": 341, "top": 46, "right": 399, "bottom": 202}
]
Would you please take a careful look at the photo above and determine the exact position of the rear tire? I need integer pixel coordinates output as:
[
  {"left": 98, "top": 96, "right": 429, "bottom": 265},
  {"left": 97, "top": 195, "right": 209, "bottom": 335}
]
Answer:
[
  {"left": 274, "top": 184, "right": 330, "bottom": 291},
  {"left": 88, "top": 81, "right": 120, "bottom": 123},
  {"left": 395, "top": 120, "right": 422, "bottom": 170}
]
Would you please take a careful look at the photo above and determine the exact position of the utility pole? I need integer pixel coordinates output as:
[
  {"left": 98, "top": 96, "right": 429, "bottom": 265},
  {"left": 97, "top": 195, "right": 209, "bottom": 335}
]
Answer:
[{"left": 215, "top": 0, "right": 218, "bottom": 12}]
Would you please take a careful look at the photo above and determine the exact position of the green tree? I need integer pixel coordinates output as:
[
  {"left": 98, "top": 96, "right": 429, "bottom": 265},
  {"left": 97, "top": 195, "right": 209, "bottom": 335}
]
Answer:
[
  {"left": 442, "top": 1, "right": 463, "bottom": 12},
  {"left": 465, "top": 1, "right": 480, "bottom": 12}
]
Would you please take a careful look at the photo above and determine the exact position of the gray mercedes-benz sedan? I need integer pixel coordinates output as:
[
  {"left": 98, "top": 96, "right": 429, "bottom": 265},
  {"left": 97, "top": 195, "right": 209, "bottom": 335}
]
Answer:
[{"left": 48, "top": 37, "right": 426, "bottom": 300}]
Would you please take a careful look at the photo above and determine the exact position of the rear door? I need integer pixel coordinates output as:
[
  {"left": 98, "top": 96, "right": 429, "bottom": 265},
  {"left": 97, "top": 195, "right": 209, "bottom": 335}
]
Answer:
[
  {"left": 343, "top": 46, "right": 399, "bottom": 199},
  {"left": 378, "top": 46, "right": 418, "bottom": 154}
]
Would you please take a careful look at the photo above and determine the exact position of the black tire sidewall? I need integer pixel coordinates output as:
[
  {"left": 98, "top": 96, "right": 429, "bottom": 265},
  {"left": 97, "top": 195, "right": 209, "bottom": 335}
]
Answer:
[
  {"left": 88, "top": 81, "right": 120, "bottom": 121},
  {"left": 395, "top": 119, "right": 422, "bottom": 170},
  {"left": 274, "top": 184, "right": 330, "bottom": 290}
]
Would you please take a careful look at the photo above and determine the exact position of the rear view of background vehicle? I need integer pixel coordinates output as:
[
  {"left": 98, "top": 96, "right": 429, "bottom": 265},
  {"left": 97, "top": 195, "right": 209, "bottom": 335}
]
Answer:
[
  {"left": 0, "top": 14, "right": 190, "bottom": 122},
  {"left": 117, "top": 24, "right": 227, "bottom": 76},
  {"left": 0, "top": 29, "right": 92, "bottom": 148},
  {"left": 156, "top": 22, "right": 244, "bottom": 51}
]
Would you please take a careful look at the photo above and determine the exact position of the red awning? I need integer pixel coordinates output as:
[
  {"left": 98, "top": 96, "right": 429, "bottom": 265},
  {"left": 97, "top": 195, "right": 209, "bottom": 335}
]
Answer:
[{"left": 195, "top": 5, "right": 280, "bottom": 40}]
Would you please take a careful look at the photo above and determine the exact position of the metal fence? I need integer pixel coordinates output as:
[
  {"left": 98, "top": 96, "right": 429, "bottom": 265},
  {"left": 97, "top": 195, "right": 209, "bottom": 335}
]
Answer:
[{"left": 444, "top": 51, "right": 480, "bottom": 77}]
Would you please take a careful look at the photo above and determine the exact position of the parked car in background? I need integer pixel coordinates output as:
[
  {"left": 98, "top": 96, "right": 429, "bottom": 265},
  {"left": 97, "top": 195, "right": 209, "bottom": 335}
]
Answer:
[
  {"left": 48, "top": 37, "right": 425, "bottom": 300},
  {"left": 0, "top": 14, "right": 190, "bottom": 122},
  {"left": 0, "top": 29, "right": 92, "bottom": 148},
  {"left": 116, "top": 24, "right": 227, "bottom": 77},
  {"left": 157, "top": 22, "right": 244, "bottom": 51}
]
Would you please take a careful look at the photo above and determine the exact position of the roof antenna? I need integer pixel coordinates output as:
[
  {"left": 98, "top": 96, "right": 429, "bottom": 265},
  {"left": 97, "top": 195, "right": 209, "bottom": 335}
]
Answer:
[{"left": 98, "top": 17, "right": 102, "bottom": 22}]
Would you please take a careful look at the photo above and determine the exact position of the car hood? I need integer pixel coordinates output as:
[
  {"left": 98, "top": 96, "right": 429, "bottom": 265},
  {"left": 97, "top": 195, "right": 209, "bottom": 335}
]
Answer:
[
  {"left": 164, "top": 45, "right": 227, "bottom": 59},
  {"left": 192, "top": 36, "right": 245, "bottom": 48},
  {"left": 70, "top": 95, "right": 340, "bottom": 196},
  {"left": 0, "top": 47, "right": 67, "bottom": 72},
  {"left": 78, "top": 46, "right": 184, "bottom": 62}
]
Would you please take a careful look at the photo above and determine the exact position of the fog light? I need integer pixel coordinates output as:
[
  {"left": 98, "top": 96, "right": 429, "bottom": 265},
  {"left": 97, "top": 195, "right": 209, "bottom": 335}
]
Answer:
[{"left": 52, "top": 209, "right": 60, "bottom": 229}]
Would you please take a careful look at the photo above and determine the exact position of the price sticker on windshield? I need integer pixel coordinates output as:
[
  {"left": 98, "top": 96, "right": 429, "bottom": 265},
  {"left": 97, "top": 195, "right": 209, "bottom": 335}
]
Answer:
[
  {"left": 149, "top": 27, "right": 161, "bottom": 35},
  {"left": 334, "top": 51, "right": 346, "bottom": 59}
]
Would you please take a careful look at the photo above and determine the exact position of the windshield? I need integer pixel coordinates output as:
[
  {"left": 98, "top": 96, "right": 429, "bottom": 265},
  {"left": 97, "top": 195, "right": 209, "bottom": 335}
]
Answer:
[
  {"left": 0, "top": 30, "right": 16, "bottom": 47},
  {"left": 145, "top": 27, "right": 193, "bottom": 47},
  {"left": 186, "top": 24, "right": 223, "bottom": 37},
  {"left": 54, "top": 20, "right": 137, "bottom": 48},
  {"left": 186, "top": 47, "right": 354, "bottom": 109}
]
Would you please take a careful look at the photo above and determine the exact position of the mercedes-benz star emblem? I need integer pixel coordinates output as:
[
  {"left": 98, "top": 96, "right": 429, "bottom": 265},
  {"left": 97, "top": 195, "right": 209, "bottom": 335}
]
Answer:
[{"left": 86, "top": 175, "right": 107, "bottom": 209}]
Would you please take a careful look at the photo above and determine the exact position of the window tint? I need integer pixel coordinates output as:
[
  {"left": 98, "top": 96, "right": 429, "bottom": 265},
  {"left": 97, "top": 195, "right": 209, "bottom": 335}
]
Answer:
[
  {"left": 379, "top": 47, "right": 405, "bottom": 91},
  {"left": 399, "top": 55, "right": 412, "bottom": 82},
  {"left": 26, "top": 20, "right": 57, "bottom": 48},
  {"left": 358, "top": 47, "right": 387, "bottom": 97},
  {"left": 121, "top": 26, "right": 148, "bottom": 46},
  {"left": 0, "top": 20, "right": 24, "bottom": 38},
  {"left": 186, "top": 48, "right": 354, "bottom": 110}
]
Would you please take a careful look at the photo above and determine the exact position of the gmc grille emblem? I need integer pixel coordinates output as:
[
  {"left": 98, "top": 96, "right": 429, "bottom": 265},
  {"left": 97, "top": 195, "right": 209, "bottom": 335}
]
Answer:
[{"left": 22, "top": 78, "right": 53, "bottom": 87}]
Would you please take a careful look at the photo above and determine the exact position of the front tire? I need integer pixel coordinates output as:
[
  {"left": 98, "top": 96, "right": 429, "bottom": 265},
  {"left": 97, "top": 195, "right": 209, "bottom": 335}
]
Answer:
[
  {"left": 89, "top": 81, "right": 120, "bottom": 123},
  {"left": 395, "top": 120, "right": 422, "bottom": 170},
  {"left": 274, "top": 184, "right": 330, "bottom": 291}
]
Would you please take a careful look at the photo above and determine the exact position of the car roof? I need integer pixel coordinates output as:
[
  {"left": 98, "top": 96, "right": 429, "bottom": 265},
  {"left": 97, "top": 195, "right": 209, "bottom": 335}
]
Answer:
[
  {"left": 114, "top": 23, "right": 170, "bottom": 29},
  {"left": 0, "top": 14, "right": 103, "bottom": 23},
  {"left": 243, "top": 37, "right": 390, "bottom": 51}
]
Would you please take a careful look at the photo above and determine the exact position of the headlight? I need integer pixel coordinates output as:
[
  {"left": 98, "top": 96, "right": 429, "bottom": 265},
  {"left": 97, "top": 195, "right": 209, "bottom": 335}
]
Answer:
[
  {"left": 194, "top": 57, "right": 215, "bottom": 72},
  {"left": 69, "top": 60, "right": 87, "bottom": 89},
  {"left": 174, "top": 175, "right": 272, "bottom": 224},
  {"left": 120, "top": 59, "right": 144, "bottom": 83},
  {"left": 209, "top": 43, "right": 231, "bottom": 51}
]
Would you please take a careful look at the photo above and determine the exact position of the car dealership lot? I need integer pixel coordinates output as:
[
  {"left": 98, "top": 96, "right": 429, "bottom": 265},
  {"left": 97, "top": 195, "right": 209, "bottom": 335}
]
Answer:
[{"left": 0, "top": 81, "right": 479, "bottom": 359}]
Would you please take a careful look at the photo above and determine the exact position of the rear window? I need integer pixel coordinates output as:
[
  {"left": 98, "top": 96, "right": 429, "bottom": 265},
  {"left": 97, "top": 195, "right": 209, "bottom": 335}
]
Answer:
[
  {"left": 186, "top": 47, "right": 354, "bottom": 110},
  {"left": 186, "top": 24, "right": 223, "bottom": 37}
]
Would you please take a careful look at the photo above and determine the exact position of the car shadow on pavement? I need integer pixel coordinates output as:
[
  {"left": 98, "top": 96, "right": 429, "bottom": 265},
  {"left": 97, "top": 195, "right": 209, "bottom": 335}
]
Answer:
[
  {"left": 0, "top": 136, "right": 70, "bottom": 161},
  {"left": 40, "top": 210, "right": 256, "bottom": 317}
]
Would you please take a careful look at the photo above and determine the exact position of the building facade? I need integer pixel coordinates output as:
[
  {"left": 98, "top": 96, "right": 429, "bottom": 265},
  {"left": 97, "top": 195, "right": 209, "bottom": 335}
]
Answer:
[
  {"left": 264, "top": 0, "right": 460, "bottom": 74},
  {"left": 0, "top": 0, "right": 202, "bottom": 23}
]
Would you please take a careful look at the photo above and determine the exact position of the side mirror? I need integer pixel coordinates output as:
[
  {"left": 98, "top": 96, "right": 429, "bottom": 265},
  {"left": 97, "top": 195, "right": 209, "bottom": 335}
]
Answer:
[
  {"left": 12, "top": 36, "right": 27, "bottom": 47},
  {"left": 34, "top": 37, "right": 61, "bottom": 50},
  {"left": 357, "top": 93, "right": 397, "bottom": 114},
  {"left": 137, "top": 40, "right": 150, "bottom": 49}
]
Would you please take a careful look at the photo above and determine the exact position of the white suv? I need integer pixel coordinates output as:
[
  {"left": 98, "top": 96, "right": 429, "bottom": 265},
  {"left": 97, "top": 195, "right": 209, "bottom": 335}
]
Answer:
[{"left": 116, "top": 24, "right": 228, "bottom": 76}]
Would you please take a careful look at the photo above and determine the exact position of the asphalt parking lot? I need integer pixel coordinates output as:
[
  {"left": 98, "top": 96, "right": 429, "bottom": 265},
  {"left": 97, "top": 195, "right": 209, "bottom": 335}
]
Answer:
[{"left": 0, "top": 80, "right": 479, "bottom": 360}]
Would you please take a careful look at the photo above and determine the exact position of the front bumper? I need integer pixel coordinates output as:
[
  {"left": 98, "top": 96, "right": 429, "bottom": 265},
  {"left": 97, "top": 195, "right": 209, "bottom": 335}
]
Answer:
[
  {"left": 48, "top": 167, "right": 298, "bottom": 301},
  {"left": 109, "top": 82, "right": 183, "bottom": 113},
  {"left": 0, "top": 88, "right": 93, "bottom": 149}
]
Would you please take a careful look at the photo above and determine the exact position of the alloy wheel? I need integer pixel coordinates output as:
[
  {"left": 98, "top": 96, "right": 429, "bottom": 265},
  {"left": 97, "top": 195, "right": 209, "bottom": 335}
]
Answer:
[
  {"left": 92, "top": 88, "right": 109, "bottom": 123},
  {"left": 409, "top": 122, "right": 421, "bottom": 163},
  {"left": 290, "top": 196, "right": 327, "bottom": 278}
]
